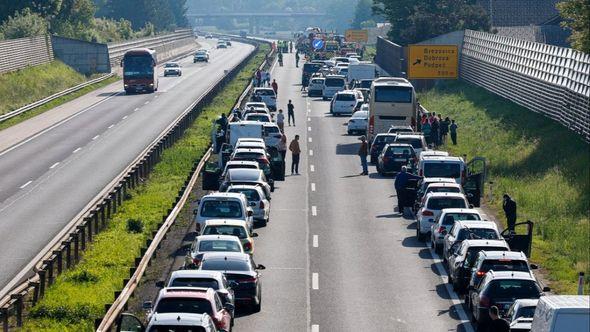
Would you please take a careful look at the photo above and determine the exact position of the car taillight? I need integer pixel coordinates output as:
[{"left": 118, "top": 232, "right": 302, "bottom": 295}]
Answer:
[
  {"left": 241, "top": 277, "right": 257, "bottom": 283},
  {"left": 437, "top": 226, "right": 446, "bottom": 233},
  {"left": 479, "top": 295, "right": 490, "bottom": 307},
  {"left": 259, "top": 158, "right": 270, "bottom": 164},
  {"left": 243, "top": 242, "right": 252, "bottom": 251},
  {"left": 259, "top": 201, "right": 265, "bottom": 209},
  {"left": 422, "top": 210, "right": 434, "bottom": 216},
  {"left": 419, "top": 169, "right": 423, "bottom": 176},
  {"left": 476, "top": 270, "right": 486, "bottom": 277}
]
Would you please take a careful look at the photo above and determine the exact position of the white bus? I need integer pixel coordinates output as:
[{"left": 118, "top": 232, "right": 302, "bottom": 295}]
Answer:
[{"left": 367, "top": 77, "right": 416, "bottom": 142}]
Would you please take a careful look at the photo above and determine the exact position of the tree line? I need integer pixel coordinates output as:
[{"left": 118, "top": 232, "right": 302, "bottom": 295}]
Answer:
[{"left": 0, "top": 0, "right": 188, "bottom": 43}]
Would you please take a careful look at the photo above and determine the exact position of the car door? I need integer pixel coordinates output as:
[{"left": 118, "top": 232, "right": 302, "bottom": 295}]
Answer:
[
  {"left": 267, "top": 147, "right": 285, "bottom": 181},
  {"left": 501, "top": 221, "right": 534, "bottom": 257},
  {"left": 116, "top": 313, "right": 145, "bottom": 332},
  {"left": 202, "top": 162, "right": 221, "bottom": 191},
  {"left": 465, "top": 157, "right": 486, "bottom": 207}
]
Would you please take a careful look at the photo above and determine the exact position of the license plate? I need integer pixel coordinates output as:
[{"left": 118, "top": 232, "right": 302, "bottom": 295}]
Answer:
[{"left": 394, "top": 158, "right": 406, "bottom": 162}]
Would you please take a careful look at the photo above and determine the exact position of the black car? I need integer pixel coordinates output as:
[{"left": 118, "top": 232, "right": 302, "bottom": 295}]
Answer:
[
  {"left": 302, "top": 62, "right": 322, "bottom": 87},
  {"left": 199, "top": 252, "right": 265, "bottom": 312},
  {"left": 376, "top": 143, "right": 416, "bottom": 175},
  {"left": 369, "top": 133, "right": 398, "bottom": 164}
]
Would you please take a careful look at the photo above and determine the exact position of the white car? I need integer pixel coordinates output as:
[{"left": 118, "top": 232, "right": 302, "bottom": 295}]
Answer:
[
  {"left": 417, "top": 155, "right": 467, "bottom": 184},
  {"left": 394, "top": 133, "right": 428, "bottom": 156},
  {"left": 442, "top": 220, "right": 501, "bottom": 263},
  {"left": 244, "top": 113, "right": 272, "bottom": 123},
  {"left": 416, "top": 192, "right": 470, "bottom": 241},
  {"left": 244, "top": 102, "right": 269, "bottom": 113},
  {"left": 430, "top": 208, "right": 483, "bottom": 253},
  {"left": 120, "top": 312, "right": 218, "bottom": 332},
  {"left": 331, "top": 90, "right": 359, "bottom": 116},
  {"left": 227, "top": 184, "right": 270, "bottom": 225},
  {"left": 185, "top": 234, "right": 245, "bottom": 268},
  {"left": 322, "top": 75, "right": 346, "bottom": 100},
  {"left": 347, "top": 110, "right": 368, "bottom": 135},
  {"left": 308, "top": 77, "right": 325, "bottom": 97},
  {"left": 252, "top": 88, "right": 277, "bottom": 111},
  {"left": 193, "top": 192, "right": 254, "bottom": 233},
  {"left": 263, "top": 123, "right": 282, "bottom": 148},
  {"left": 194, "top": 50, "right": 210, "bottom": 62},
  {"left": 235, "top": 140, "right": 267, "bottom": 150},
  {"left": 164, "top": 62, "right": 182, "bottom": 76},
  {"left": 217, "top": 41, "right": 227, "bottom": 49}
]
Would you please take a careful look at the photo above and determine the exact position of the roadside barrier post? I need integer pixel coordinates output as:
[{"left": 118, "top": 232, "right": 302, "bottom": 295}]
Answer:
[
  {"left": 578, "top": 272, "right": 585, "bottom": 295},
  {"left": 10, "top": 294, "right": 22, "bottom": 327},
  {"left": 77, "top": 225, "right": 86, "bottom": 251},
  {"left": 38, "top": 269, "right": 46, "bottom": 298},
  {"left": 53, "top": 250, "right": 63, "bottom": 274},
  {"left": 62, "top": 240, "right": 71, "bottom": 268},
  {"left": 1, "top": 307, "right": 8, "bottom": 331}
]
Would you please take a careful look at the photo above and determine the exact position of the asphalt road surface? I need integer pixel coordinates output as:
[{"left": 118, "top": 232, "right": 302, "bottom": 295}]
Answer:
[
  {"left": 228, "top": 53, "right": 475, "bottom": 331},
  {"left": 0, "top": 39, "right": 255, "bottom": 294}
]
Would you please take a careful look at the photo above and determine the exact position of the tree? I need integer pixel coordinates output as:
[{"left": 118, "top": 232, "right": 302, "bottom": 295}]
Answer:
[
  {"left": 557, "top": 0, "right": 590, "bottom": 53},
  {"left": 0, "top": 8, "right": 48, "bottom": 39},
  {"left": 0, "top": 0, "right": 62, "bottom": 23},
  {"left": 352, "top": 0, "right": 375, "bottom": 29},
  {"left": 51, "top": 0, "right": 96, "bottom": 38}
]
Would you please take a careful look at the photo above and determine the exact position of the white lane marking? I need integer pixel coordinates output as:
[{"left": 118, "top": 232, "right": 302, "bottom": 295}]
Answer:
[
  {"left": 308, "top": 117, "right": 311, "bottom": 122},
  {"left": 308, "top": 137, "right": 312, "bottom": 143},
  {"left": 311, "top": 325, "right": 319, "bottom": 332},
  {"left": 311, "top": 183, "right": 316, "bottom": 191},
  {"left": 310, "top": 165, "right": 315, "bottom": 172},
  {"left": 309, "top": 149, "right": 313, "bottom": 156},
  {"left": 108, "top": 124, "right": 114, "bottom": 129},
  {"left": 308, "top": 126, "right": 311, "bottom": 132},
  {"left": 313, "top": 235, "right": 318, "bottom": 248},
  {"left": 72, "top": 147, "right": 82, "bottom": 154},
  {"left": 307, "top": 109, "right": 311, "bottom": 113},
  {"left": 430, "top": 247, "right": 475, "bottom": 332},
  {"left": 92, "top": 135, "right": 100, "bottom": 140},
  {"left": 122, "top": 115, "right": 128, "bottom": 120},
  {"left": 49, "top": 162, "right": 60, "bottom": 169},
  {"left": 144, "top": 101, "right": 150, "bottom": 105},
  {"left": 154, "top": 95, "right": 159, "bottom": 98},
  {"left": 20, "top": 181, "right": 32, "bottom": 189},
  {"left": 312, "top": 273, "right": 319, "bottom": 290},
  {"left": 311, "top": 206, "right": 317, "bottom": 216},
  {"left": 134, "top": 108, "right": 140, "bottom": 112}
]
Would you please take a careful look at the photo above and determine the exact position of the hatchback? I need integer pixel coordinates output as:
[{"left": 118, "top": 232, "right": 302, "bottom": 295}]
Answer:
[
  {"left": 443, "top": 221, "right": 501, "bottom": 263},
  {"left": 430, "top": 208, "right": 482, "bottom": 253},
  {"left": 416, "top": 192, "right": 469, "bottom": 241},
  {"left": 347, "top": 110, "right": 368, "bottom": 135},
  {"left": 394, "top": 133, "right": 428, "bottom": 156},
  {"left": 186, "top": 234, "right": 245, "bottom": 268},
  {"left": 331, "top": 90, "right": 359, "bottom": 115},
  {"left": 201, "top": 219, "right": 257, "bottom": 255},
  {"left": 308, "top": 77, "right": 325, "bottom": 97},
  {"left": 369, "top": 133, "right": 398, "bottom": 163},
  {"left": 226, "top": 184, "right": 270, "bottom": 225},
  {"left": 252, "top": 88, "right": 277, "bottom": 110},
  {"left": 377, "top": 143, "right": 416, "bottom": 175},
  {"left": 469, "top": 251, "right": 534, "bottom": 291}
]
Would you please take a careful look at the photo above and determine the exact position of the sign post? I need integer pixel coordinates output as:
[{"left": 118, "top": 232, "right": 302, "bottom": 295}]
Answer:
[
  {"left": 345, "top": 29, "right": 368, "bottom": 43},
  {"left": 407, "top": 45, "right": 458, "bottom": 79},
  {"left": 312, "top": 38, "right": 325, "bottom": 50}
]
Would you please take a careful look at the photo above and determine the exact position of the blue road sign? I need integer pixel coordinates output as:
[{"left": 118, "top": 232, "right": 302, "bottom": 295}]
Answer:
[{"left": 312, "top": 39, "right": 324, "bottom": 50}]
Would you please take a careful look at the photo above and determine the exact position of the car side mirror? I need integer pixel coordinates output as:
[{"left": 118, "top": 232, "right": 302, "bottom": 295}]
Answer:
[
  {"left": 256, "top": 264, "right": 266, "bottom": 270},
  {"left": 542, "top": 286, "right": 551, "bottom": 292},
  {"left": 249, "top": 201, "right": 256, "bottom": 207},
  {"left": 469, "top": 204, "right": 474, "bottom": 209},
  {"left": 252, "top": 232, "right": 259, "bottom": 237},
  {"left": 223, "top": 303, "right": 235, "bottom": 312},
  {"left": 142, "top": 301, "right": 153, "bottom": 310},
  {"left": 530, "top": 264, "right": 538, "bottom": 270},
  {"left": 247, "top": 210, "right": 253, "bottom": 217},
  {"left": 155, "top": 281, "right": 165, "bottom": 288},
  {"left": 229, "top": 281, "right": 239, "bottom": 289}
]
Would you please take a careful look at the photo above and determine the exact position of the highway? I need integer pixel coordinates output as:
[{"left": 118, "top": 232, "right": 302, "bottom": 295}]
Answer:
[{"left": 0, "top": 39, "right": 255, "bottom": 294}]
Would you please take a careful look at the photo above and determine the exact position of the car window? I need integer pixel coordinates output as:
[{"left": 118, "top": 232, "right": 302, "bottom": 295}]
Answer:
[
  {"left": 441, "top": 213, "right": 481, "bottom": 225},
  {"left": 199, "top": 240, "right": 242, "bottom": 252},
  {"left": 227, "top": 164, "right": 257, "bottom": 170},
  {"left": 200, "top": 200, "right": 243, "bottom": 218},
  {"left": 481, "top": 259, "right": 529, "bottom": 273},
  {"left": 234, "top": 152, "right": 264, "bottom": 160},
  {"left": 201, "top": 259, "right": 250, "bottom": 271},
  {"left": 202, "top": 225, "right": 247, "bottom": 239},
  {"left": 424, "top": 163, "right": 461, "bottom": 178},
  {"left": 264, "top": 126, "right": 280, "bottom": 135},
  {"left": 170, "top": 277, "right": 219, "bottom": 289},
  {"left": 514, "top": 306, "right": 536, "bottom": 319},
  {"left": 486, "top": 280, "right": 541, "bottom": 299},
  {"left": 148, "top": 326, "right": 206, "bottom": 332},
  {"left": 155, "top": 298, "right": 212, "bottom": 315},
  {"left": 427, "top": 197, "right": 467, "bottom": 210},
  {"left": 395, "top": 137, "right": 424, "bottom": 149},
  {"left": 325, "top": 78, "right": 345, "bottom": 87},
  {"left": 426, "top": 186, "right": 461, "bottom": 194},
  {"left": 228, "top": 188, "right": 260, "bottom": 201},
  {"left": 465, "top": 247, "right": 508, "bottom": 265},
  {"left": 336, "top": 93, "right": 356, "bottom": 101},
  {"left": 386, "top": 146, "right": 414, "bottom": 156},
  {"left": 457, "top": 228, "right": 499, "bottom": 240}
]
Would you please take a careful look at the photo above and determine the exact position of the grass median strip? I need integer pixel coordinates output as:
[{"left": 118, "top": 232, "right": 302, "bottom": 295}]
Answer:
[
  {"left": 22, "top": 43, "right": 268, "bottom": 331},
  {"left": 419, "top": 80, "right": 589, "bottom": 294}
]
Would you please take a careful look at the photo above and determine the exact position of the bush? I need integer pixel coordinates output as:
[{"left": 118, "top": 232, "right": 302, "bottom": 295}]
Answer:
[
  {"left": 67, "top": 270, "right": 99, "bottom": 283},
  {"left": 126, "top": 218, "right": 144, "bottom": 233},
  {"left": 0, "top": 8, "right": 47, "bottom": 40}
]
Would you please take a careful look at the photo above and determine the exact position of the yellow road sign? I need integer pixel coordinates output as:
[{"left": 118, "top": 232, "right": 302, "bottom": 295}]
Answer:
[
  {"left": 408, "top": 45, "right": 458, "bottom": 79},
  {"left": 345, "top": 29, "right": 368, "bottom": 43}
]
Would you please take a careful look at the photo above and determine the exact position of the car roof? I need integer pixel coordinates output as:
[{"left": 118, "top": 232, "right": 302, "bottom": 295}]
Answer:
[
  {"left": 513, "top": 299, "right": 539, "bottom": 307},
  {"left": 158, "top": 286, "right": 215, "bottom": 300},
  {"left": 237, "top": 138, "right": 264, "bottom": 143},
  {"left": 336, "top": 90, "right": 356, "bottom": 95},
  {"left": 440, "top": 208, "right": 481, "bottom": 214},
  {"left": 395, "top": 134, "right": 424, "bottom": 139},
  {"left": 197, "top": 234, "right": 241, "bottom": 242},
  {"left": 225, "top": 160, "right": 259, "bottom": 166},
  {"left": 234, "top": 148, "right": 265, "bottom": 153},
  {"left": 375, "top": 133, "right": 397, "bottom": 138},
  {"left": 384, "top": 143, "right": 413, "bottom": 148},
  {"left": 170, "top": 270, "right": 224, "bottom": 280},
  {"left": 420, "top": 150, "right": 449, "bottom": 157},
  {"left": 422, "top": 156, "right": 464, "bottom": 162},
  {"left": 253, "top": 87, "right": 274, "bottom": 92},
  {"left": 461, "top": 239, "right": 508, "bottom": 248},
  {"left": 228, "top": 184, "right": 264, "bottom": 192},
  {"left": 422, "top": 177, "right": 457, "bottom": 183},
  {"left": 227, "top": 168, "right": 263, "bottom": 178},
  {"left": 148, "top": 312, "right": 212, "bottom": 326},
  {"left": 538, "top": 295, "right": 589, "bottom": 308},
  {"left": 204, "top": 219, "right": 247, "bottom": 227},
  {"left": 201, "top": 251, "right": 250, "bottom": 261},
  {"left": 390, "top": 125, "right": 413, "bottom": 129},
  {"left": 455, "top": 220, "right": 498, "bottom": 229},
  {"left": 479, "top": 250, "right": 528, "bottom": 260},
  {"left": 426, "top": 182, "right": 462, "bottom": 188},
  {"left": 486, "top": 270, "right": 535, "bottom": 281},
  {"left": 203, "top": 192, "right": 245, "bottom": 200},
  {"left": 425, "top": 192, "right": 467, "bottom": 199}
]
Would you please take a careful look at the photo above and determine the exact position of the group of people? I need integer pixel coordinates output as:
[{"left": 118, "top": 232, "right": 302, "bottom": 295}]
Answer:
[
  {"left": 418, "top": 112, "right": 459, "bottom": 147},
  {"left": 274, "top": 40, "right": 293, "bottom": 54},
  {"left": 253, "top": 69, "right": 271, "bottom": 87},
  {"left": 274, "top": 100, "right": 300, "bottom": 174}
]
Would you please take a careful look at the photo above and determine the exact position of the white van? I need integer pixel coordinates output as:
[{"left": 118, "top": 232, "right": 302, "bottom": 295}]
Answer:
[
  {"left": 417, "top": 155, "right": 466, "bottom": 184},
  {"left": 228, "top": 121, "right": 264, "bottom": 147},
  {"left": 347, "top": 63, "right": 376, "bottom": 84},
  {"left": 531, "top": 295, "right": 589, "bottom": 332},
  {"left": 322, "top": 75, "right": 346, "bottom": 100}
]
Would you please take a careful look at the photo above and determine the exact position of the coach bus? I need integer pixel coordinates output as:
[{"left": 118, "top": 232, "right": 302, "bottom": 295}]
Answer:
[
  {"left": 367, "top": 77, "right": 416, "bottom": 142},
  {"left": 121, "top": 48, "right": 158, "bottom": 94}
]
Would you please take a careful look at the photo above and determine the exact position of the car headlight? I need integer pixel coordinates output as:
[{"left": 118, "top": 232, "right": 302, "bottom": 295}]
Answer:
[
  {"left": 124, "top": 84, "right": 129, "bottom": 87},
  {"left": 149, "top": 83, "right": 154, "bottom": 86}
]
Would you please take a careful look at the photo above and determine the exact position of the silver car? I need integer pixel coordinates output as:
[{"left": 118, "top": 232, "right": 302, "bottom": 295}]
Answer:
[{"left": 226, "top": 184, "right": 270, "bottom": 225}]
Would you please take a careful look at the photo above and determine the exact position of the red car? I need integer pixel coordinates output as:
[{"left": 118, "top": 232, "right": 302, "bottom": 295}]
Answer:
[{"left": 149, "top": 287, "right": 234, "bottom": 331}]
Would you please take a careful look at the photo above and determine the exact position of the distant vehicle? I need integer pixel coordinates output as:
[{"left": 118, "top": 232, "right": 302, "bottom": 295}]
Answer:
[
  {"left": 347, "top": 110, "right": 368, "bottom": 135},
  {"left": 430, "top": 208, "right": 482, "bottom": 253},
  {"left": 302, "top": 62, "right": 323, "bottom": 87},
  {"left": 322, "top": 75, "right": 346, "bottom": 100},
  {"left": 121, "top": 48, "right": 158, "bottom": 94},
  {"left": 347, "top": 63, "right": 377, "bottom": 84},
  {"left": 468, "top": 250, "right": 534, "bottom": 292},
  {"left": 368, "top": 77, "right": 416, "bottom": 142},
  {"left": 262, "top": 123, "right": 282, "bottom": 148},
  {"left": 205, "top": 34, "right": 213, "bottom": 39},
  {"left": 219, "top": 168, "right": 272, "bottom": 198},
  {"left": 530, "top": 295, "right": 589, "bottom": 332},
  {"left": 252, "top": 88, "right": 277, "bottom": 111},
  {"left": 186, "top": 234, "right": 245, "bottom": 268},
  {"left": 387, "top": 125, "right": 414, "bottom": 134},
  {"left": 507, "top": 299, "right": 538, "bottom": 332},
  {"left": 244, "top": 102, "right": 269, "bottom": 113},
  {"left": 217, "top": 41, "right": 227, "bottom": 49},
  {"left": 240, "top": 30, "right": 247, "bottom": 38},
  {"left": 226, "top": 40, "right": 232, "bottom": 46},
  {"left": 194, "top": 50, "right": 210, "bottom": 62},
  {"left": 377, "top": 143, "right": 416, "bottom": 175},
  {"left": 331, "top": 90, "right": 358, "bottom": 115},
  {"left": 228, "top": 121, "right": 264, "bottom": 147},
  {"left": 308, "top": 78, "right": 325, "bottom": 97},
  {"left": 416, "top": 192, "right": 469, "bottom": 241},
  {"left": 163, "top": 62, "right": 182, "bottom": 77}
]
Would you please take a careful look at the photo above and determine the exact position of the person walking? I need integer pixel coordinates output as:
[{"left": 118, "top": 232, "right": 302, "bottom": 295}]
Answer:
[
  {"left": 276, "top": 109, "right": 285, "bottom": 132},
  {"left": 488, "top": 306, "right": 510, "bottom": 332},
  {"left": 422, "top": 121, "right": 432, "bottom": 145},
  {"left": 287, "top": 100, "right": 295, "bottom": 126},
  {"left": 289, "top": 41, "right": 293, "bottom": 53},
  {"left": 289, "top": 135, "right": 301, "bottom": 175},
  {"left": 278, "top": 51, "right": 283, "bottom": 67},
  {"left": 255, "top": 69, "right": 262, "bottom": 87},
  {"left": 271, "top": 79, "right": 278, "bottom": 95},
  {"left": 265, "top": 71, "right": 271, "bottom": 86},
  {"left": 430, "top": 117, "right": 440, "bottom": 147},
  {"left": 394, "top": 166, "right": 421, "bottom": 214},
  {"left": 450, "top": 119, "right": 458, "bottom": 145},
  {"left": 358, "top": 135, "right": 369, "bottom": 175},
  {"left": 440, "top": 117, "right": 450, "bottom": 145},
  {"left": 278, "top": 132, "right": 287, "bottom": 175},
  {"left": 502, "top": 194, "right": 517, "bottom": 231},
  {"left": 295, "top": 52, "right": 300, "bottom": 68}
]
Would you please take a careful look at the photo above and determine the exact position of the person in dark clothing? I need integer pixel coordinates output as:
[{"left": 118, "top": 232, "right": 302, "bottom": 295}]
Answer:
[
  {"left": 295, "top": 52, "right": 300, "bottom": 68},
  {"left": 450, "top": 119, "right": 458, "bottom": 145},
  {"left": 430, "top": 118, "right": 440, "bottom": 147},
  {"left": 289, "top": 135, "right": 301, "bottom": 174},
  {"left": 216, "top": 113, "right": 228, "bottom": 132},
  {"left": 488, "top": 306, "right": 510, "bottom": 332},
  {"left": 394, "top": 166, "right": 421, "bottom": 214},
  {"left": 440, "top": 117, "right": 450, "bottom": 145},
  {"left": 503, "top": 194, "right": 517, "bottom": 231},
  {"left": 358, "top": 135, "right": 368, "bottom": 175},
  {"left": 287, "top": 100, "right": 295, "bottom": 126},
  {"left": 271, "top": 79, "right": 278, "bottom": 95}
]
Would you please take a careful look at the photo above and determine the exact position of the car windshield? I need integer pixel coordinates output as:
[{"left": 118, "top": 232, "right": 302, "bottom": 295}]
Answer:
[
  {"left": 228, "top": 188, "right": 260, "bottom": 201},
  {"left": 226, "top": 164, "right": 257, "bottom": 170},
  {"left": 386, "top": 146, "right": 414, "bottom": 156},
  {"left": 201, "top": 259, "right": 250, "bottom": 271},
  {"left": 427, "top": 197, "right": 467, "bottom": 210},
  {"left": 200, "top": 200, "right": 243, "bottom": 218},
  {"left": 487, "top": 280, "right": 541, "bottom": 299},
  {"left": 165, "top": 63, "right": 178, "bottom": 68},
  {"left": 351, "top": 111, "right": 368, "bottom": 119},
  {"left": 325, "top": 78, "right": 344, "bottom": 87},
  {"left": 203, "top": 225, "right": 247, "bottom": 239},
  {"left": 336, "top": 94, "right": 355, "bottom": 101},
  {"left": 123, "top": 55, "right": 154, "bottom": 78},
  {"left": 360, "top": 80, "right": 372, "bottom": 89},
  {"left": 199, "top": 240, "right": 242, "bottom": 252},
  {"left": 148, "top": 326, "right": 206, "bottom": 332},
  {"left": 246, "top": 115, "right": 269, "bottom": 122},
  {"left": 170, "top": 278, "right": 219, "bottom": 289},
  {"left": 441, "top": 213, "right": 481, "bottom": 225},
  {"left": 395, "top": 137, "right": 423, "bottom": 149},
  {"left": 424, "top": 163, "right": 461, "bottom": 178},
  {"left": 155, "top": 298, "right": 212, "bottom": 315},
  {"left": 457, "top": 228, "right": 499, "bottom": 240},
  {"left": 481, "top": 260, "right": 529, "bottom": 273},
  {"left": 426, "top": 186, "right": 461, "bottom": 194},
  {"left": 374, "top": 86, "right": 413, "bottom": 103},
  {"left": 373, "top": 135, "right": 396, "bottom": 145},
  {"left": 514, "top": 306, "right": 536, "bottom": 319}
]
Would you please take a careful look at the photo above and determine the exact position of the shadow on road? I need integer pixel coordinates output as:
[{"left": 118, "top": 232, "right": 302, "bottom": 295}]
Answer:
[
  {"left": 335, "top": 142, "right": 360, "bottom": 155},
  {"left": 401, "top": 236, "right": 423, "bottom": 248}
]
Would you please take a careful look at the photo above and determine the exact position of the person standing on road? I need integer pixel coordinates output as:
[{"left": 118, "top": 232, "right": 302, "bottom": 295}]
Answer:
[
  {"left": 422, "top": 121, "right": 432, "bottom": 145},
  {"left": 503, "top": 194, "right": 517, "bottom": 231},
  {"left": 276, "top": 109, "right": 285, "bottom": 132},
  {"left": 488, "top": 306, "right": 510, "bottom": 332},
  {"left": 278, "top": 52, "right": 284, "bottom": 67},
  {"left": 255, "top": 69, "right": 262, "bottom": 87},
  {"left": 287, "top": 100, "right": 295, "bottom": 126},
  {"left": 450, "top": 119, "right": 458, "bottom": 145},
  {"left": 430, "top": 116, "right": 440, "bottom": 147},
  {"left": 358, "top": 135, "right": 368, "bottom": 175},
  {"left": 440, "top": 117, "right": 450, "bottom": 145},
  {"left": 271, "top": 79, "right": 278, "bottom": 95},
  {"left": 289, "top": 41, "right": 293, "bottom": 53},
  {"left": 289, "top": 135, "right": 301, "bottom": 175},
  {"left": 394, "top": 166, "right": 421, "bottom": 215},
  {"left": 278, "top": 132, "right": 287, "bottom": 162},
  {"left": 295, "top": 52, "right": 300, "bottom": 68}
]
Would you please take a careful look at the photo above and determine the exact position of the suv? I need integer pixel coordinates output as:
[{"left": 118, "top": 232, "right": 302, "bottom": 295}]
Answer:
[
  {"left": 417, "top": 155, "right": 466, "bottom": 184},
  {"left": 252, "top": 88, "right": 277, "bottom": 111},
  {"left": 331, "top": 90, "right": 359, "bottom": 115},
  {"left": 226, "top": 184, "right": 270, "bottom": 225},
  {"left": 322, "top": 75, "right": 346, "bottom": 100},
  {"left": 377, "top": 143, "right": 416, "bottom": 175},
  {"left": 430, "top": 208, "right": 482, "bottom": 254},
  {"left": 468, "top": 271, "right": 547, "bottom": 325},
  {"left": 194, "top": 50, "right": 210, "bottom": 62},
  {"left": 308, "top": 77, "right": 325, "bottom": 97},
  {"left": 469, "top": 251, "right": 534, "bottom": 291},
  {"left": 194, "top": 192, "right": 254, "bottom": 233},
  {"left": 416, "top": 192, "right": 470, "bottom": 241},
  {"left": 443, "top": 220, "right": 501, "bottom": 263},
  {"left": 447, "top": 239, "right": 510, "bottom": 293}
]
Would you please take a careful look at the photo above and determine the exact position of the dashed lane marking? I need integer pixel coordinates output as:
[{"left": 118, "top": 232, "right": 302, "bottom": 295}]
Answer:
[
  {"left": 310, "top": 165, "right": 315, "bottom": 172},
  {"left": 122, "top": 115, "right": 128, "bottom": 120},
  {"left": 312, "top": 273, "right": 319, "bottom": 290},
  {"left": 308, "top": 126, "right": 311, "bottom": 131},
  {"left": 134, "top": 108, "right": 140, "bottom": 112},
  {"left": 144, "top": 101, "right": 150, "bottom": 105},
  {"left": 312, "top": 325, "right": 319, "bottom": 332},
  {"left": 108, "top": 124, "right": 114, "bottom": 129},
  {"left": 308, "top": 137, "right": 312, "bottom": 143},
  {"left": 49, "top": 162, "right": 59, "bottom": 169},
  {"left": 309, "top": 150, "right": 313, "bottom": 156},
  {"left": 311, "top": 183, "right": 316, "bottom": 191},
  {"left": 313, "top": 235, "right": 318, "bottom": 247},
  {"left": 311, "top": 206, "right": 317, "bottom": 216},
  {"left": 72, "top": 147, "right": 82, "bottom": 154},
  {"left": 92, "top": 135, "right": 100, "bottom": 140},
  {"left": 20, "top": 181, "right": 32, "bottom": 189}
]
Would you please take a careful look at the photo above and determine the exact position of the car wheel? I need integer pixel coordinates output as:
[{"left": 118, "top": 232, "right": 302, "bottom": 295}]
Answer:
[
  {"left": 252, "top": 297, "right": 261, "bottom": 313},
  {"left": 347, "top": 129, "right": 352, "bottom": 135},
  {"left": 435, "top": 243, "right": 442, "bottom": 255}
]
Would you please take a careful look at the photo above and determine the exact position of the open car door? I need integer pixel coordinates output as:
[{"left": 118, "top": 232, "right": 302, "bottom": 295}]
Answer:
[
  {"left": 267, "top": 147, "right": 285, "bottom": 181},
  {"left": 465, "top": 157, "right": 486, "bottom": 207},
  {"left": 202, "top": 162, "right": 221, "bottom": 191},
  {"left": 500, "top": 220, "right": 534, "bottom": 257},
  {"left": 404, "top": 178, "right": 421, "bottom": 212},
  {"left": 116, "top": 313, "right": 145, "bottom": 332}
]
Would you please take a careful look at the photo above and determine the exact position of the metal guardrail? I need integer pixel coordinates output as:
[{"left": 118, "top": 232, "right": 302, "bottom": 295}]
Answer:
[
  {"left": 97, "top": 36, "right": 274, "bottom": 332},
  {"left": 0, "top": 74, "right": 114, "bottom": 123}
]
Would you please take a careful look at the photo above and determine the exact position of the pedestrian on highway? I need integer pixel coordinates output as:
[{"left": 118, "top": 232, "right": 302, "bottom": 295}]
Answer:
[
  {"left": 428, "top": 112, "right": 436, "bottom": 124},
  {"left": 289, "top": 135, "right": 301, "bottom": 175},
  {"left": 272, "top": 79, "right": 278, "bottom": 95},
  {"left": 278, "top": 52, "right": 284, "bottom": 67},
  {"left": 450, "top": 119, "right": 458, "bottom": 145},
  {"left": 422, "top": 121, "right": 432, "bottom": 145},
  {"left": 358, "top": 135, "right": 369, "bottom": 175},
  {"left": 295, "top": 52, "right": 300, "bottom": 68},
  {"left": 264, "top": 71, "right": 271, "bottom": 86},
  {"left": 255, "top": 69, "right": 262, "bottom": 87},
  {"left": 276, "top": 109, "right": 285, "bottom": 132},
  {"left": 440, "top": 117, "right": 450, "bottom": 145},
  {"left": 430, "top": 117, "right": 440, "bottom": 147},
  {"left": 394, "top": 166, "right": 421, "bottom": 215},
  {"left": 289, "top": 41, "right": 293, "bottom": 53},
  {"left": 502, "top": 194, "right": 517, "bottom": 231},
  {"left": 488, "top": 306, "right": 510, "bottom": 332},
  {"left": 287, "top": 100, "right": 295, "bottom": 126}
]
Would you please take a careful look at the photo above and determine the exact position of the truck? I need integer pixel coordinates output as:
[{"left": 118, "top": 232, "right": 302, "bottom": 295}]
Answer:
[
  {"left": 347, "top": 62, "right": 377, "bottom": 84},
  {"left": 121, "top": 48, "right": 158, "bottom": 94},
  {"left": 530, "top": 295, "right": 589, "bottom": 332}
]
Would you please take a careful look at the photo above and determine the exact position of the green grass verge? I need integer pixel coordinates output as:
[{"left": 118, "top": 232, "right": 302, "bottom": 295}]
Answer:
[
  {"left": 418, "top": 80, "right": 589, "bottom": 294},
  {"left": 0, "top": 75, "right": 119, "bottom": 132},
  {"left": 362, "top": 45, "right": 376, "bottom": 61},
  {"left": 21, "top": 44, "right": 268, "bottom": 332}
]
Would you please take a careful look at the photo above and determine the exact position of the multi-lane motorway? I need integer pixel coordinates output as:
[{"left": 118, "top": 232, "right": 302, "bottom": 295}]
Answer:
[{"left": 0, "top": 40, "right": 255, "bottom": 295}]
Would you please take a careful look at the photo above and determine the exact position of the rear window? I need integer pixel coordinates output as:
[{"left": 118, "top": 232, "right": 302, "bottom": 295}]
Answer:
[
  {"left": 360, "top": 80, "right": 373, "bottom": 89},
  {"left": 256, "top": 89, "right": 275, "bottom": 96},
  {"left": 200, "top": 200, "right": 243, "bottom": 218},
  {"left": 457, "top": 228, "right": 499, "bottom": 241},
  {"left": 149, "top": 327, "right": 206, "bottom": 332},
  {"left": 427, "top": 197, "right": 467, "bottom": 210},
  {"left": 336, "top": 93, "right": 355, "bottom": 101},
  {"left": 170, "top": 277, "right": 219, "bottom": 289},
  {"left": 303, "top": 63, "right": 322, "bottom": 73},
  {"left": 199, "top": 240, "right": 242, "bottom": 253},
  {"left": 486, "top": 280, "right": 541, "bottom": 299},
  {"left": 155, "top": 298, "right": 212, "bottom": 315},
  {"left": 441, "top": 213, "right": 481, "bottom": 225},
  {"left": 386, "top": 146, "right": 414, "bottom": 156},
  {"left": 374, "top": 86, "right": 413, "bottom": 103},
  {"left": 424, "top": 163, "right": 461, "bottom": 178},
  {"left": 246, "top": 115, "right": 269, "bottom": 122},
  {"left": 481, "top": 259, "right": 529, "bottom": 273},
  {"left": 234, "top": 152, "right": 264, "bottom": 160},
  {"left": 202, "top": 225, "right": 247, "bottom": 239},
  {"left": 395, "top": 137, "right": 424, "bottom": 149},
  {"left": 373, "top": 135, "right": 396, "bottom": 145},
  {"left": 325, "top": 78, "right": 345, "bottom": 87},
  {"left": 201, "top": 259, "right": 250, "bottom": 271},
  {"left": 426, "top": 186, "right": 462, "bottom": 194},
  {"left": 228, "top": 188, "right": 260, "bottom": 201},
  {"left": 311, "top": 79, "right": 324, "bottom": 84},
  {"left": 227, "top": 164, "right": 257, "bottom": 170},
  {"left": 466, "top": 247, "right": 509, "bottom": 265},
  {"left": 264, "top": 126, "right": 280, "bottom": 135}
]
